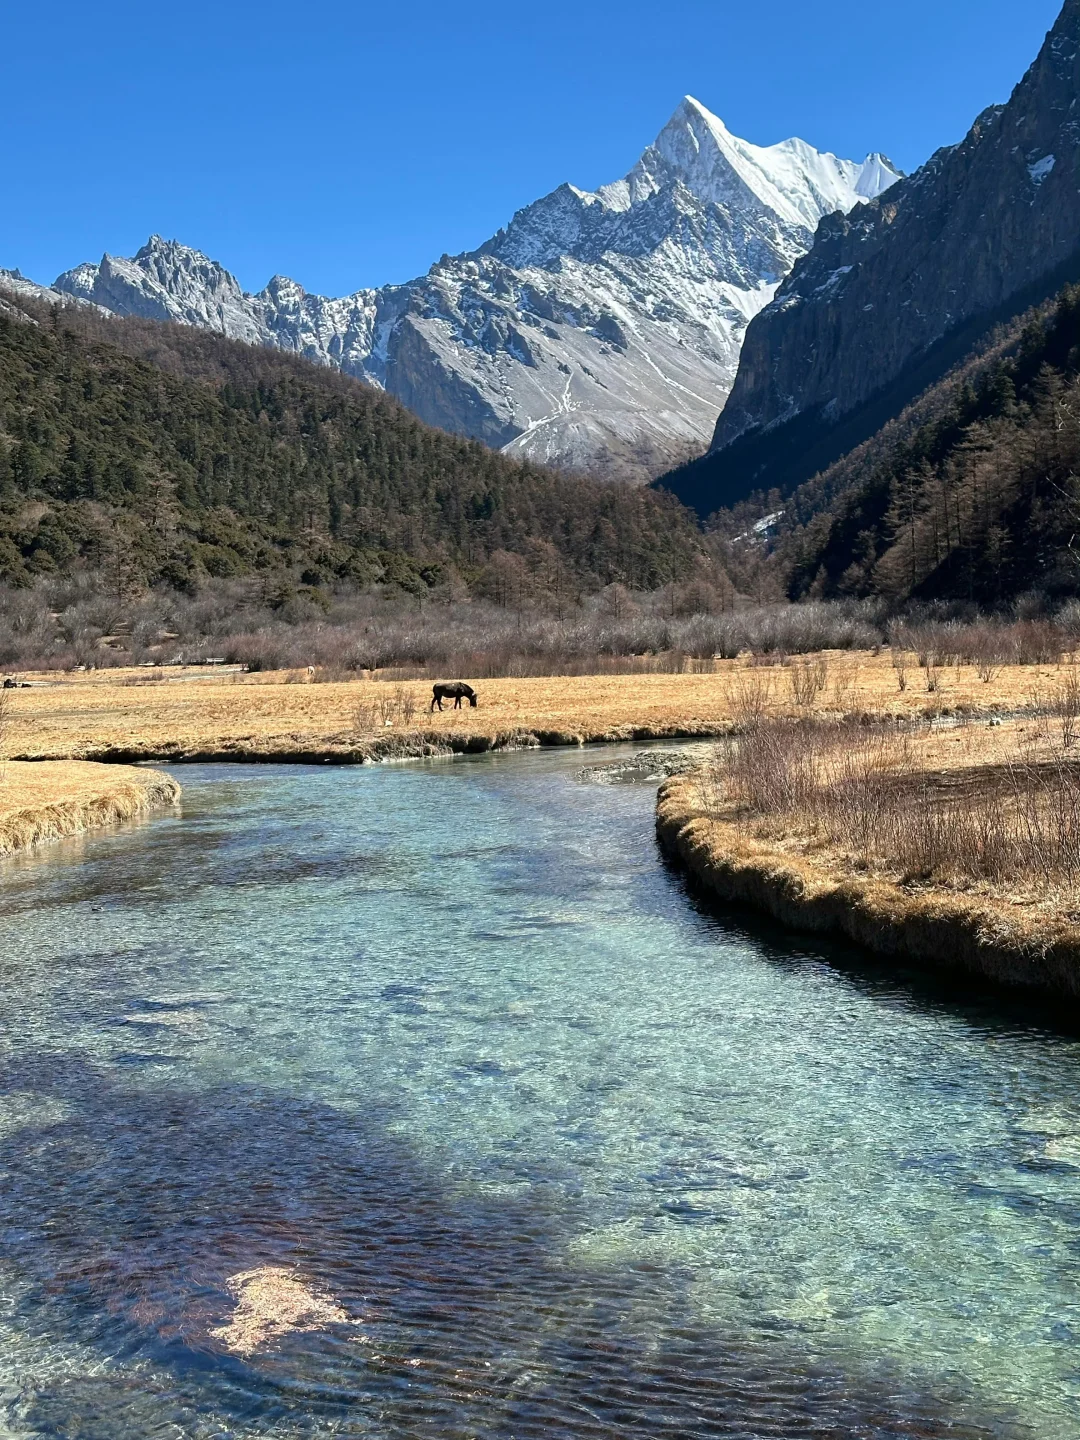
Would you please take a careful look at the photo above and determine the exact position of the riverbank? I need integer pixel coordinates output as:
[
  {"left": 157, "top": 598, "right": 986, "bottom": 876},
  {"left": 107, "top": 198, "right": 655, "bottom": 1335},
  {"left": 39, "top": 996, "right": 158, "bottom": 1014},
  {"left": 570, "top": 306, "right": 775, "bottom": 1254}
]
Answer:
[
  {"left": 0, "top": 762, "right": 180, "bottom": 855},
  {"left": 2, "top": 652, "right": 1071, "bottom": 762},
  {"left": 656, "top": 722, "right": 1080, "bottom": 1001}
]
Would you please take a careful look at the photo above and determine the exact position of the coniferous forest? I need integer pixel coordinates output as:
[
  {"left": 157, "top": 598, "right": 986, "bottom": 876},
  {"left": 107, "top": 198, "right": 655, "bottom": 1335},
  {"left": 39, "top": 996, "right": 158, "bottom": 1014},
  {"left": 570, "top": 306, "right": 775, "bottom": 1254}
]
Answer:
[
  {"left": 707, "top": 283, "right": 1080, "bottom": 606},
  {"left": 0, "top": 291, "right": 705, "bottom": 598},
  {"left": 10, "top": 274, "right": 1080, "bottom": 638}
]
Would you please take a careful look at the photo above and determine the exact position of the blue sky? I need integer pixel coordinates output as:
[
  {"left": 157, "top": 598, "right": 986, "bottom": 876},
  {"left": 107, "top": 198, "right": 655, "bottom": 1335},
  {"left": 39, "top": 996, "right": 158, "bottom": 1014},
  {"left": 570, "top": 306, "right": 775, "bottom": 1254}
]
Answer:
[{"left": 1, "top": 0, "right": 1064, "bottom": 297}]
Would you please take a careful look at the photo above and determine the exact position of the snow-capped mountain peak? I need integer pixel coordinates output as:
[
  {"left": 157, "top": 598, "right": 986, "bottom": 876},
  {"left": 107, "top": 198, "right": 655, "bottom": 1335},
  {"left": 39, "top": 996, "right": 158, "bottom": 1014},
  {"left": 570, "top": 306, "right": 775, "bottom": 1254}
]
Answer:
[
  {"left": 15, "top": 100, "right": 900, "bottom": 482},
  {"left": 855, "top": 152, "right": 902, "bottom": 198},
  {"left": 644, "top": 96, "right": 899, "bottom": 232}
]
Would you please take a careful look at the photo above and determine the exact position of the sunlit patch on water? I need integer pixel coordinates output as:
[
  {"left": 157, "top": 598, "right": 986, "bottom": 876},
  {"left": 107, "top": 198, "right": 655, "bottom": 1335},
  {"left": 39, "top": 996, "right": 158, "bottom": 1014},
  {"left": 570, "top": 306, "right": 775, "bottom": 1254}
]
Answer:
[
  {"left": 119, "top": 1008, "right": 205, "bottom": 1028},
  {"left": 0, "top": 749, "right": 1076, "bottom": 1437}
]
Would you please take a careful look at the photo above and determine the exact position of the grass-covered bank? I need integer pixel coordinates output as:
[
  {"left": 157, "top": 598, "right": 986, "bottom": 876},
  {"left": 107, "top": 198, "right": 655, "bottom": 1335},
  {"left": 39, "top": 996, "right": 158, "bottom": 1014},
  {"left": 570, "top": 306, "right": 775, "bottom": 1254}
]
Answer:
[
  {"left": 0, "top": 761, "right": 179, "bottom": 854},
  {"left": 657, "top": 718, "right": 1080, "bottom": 1002}
]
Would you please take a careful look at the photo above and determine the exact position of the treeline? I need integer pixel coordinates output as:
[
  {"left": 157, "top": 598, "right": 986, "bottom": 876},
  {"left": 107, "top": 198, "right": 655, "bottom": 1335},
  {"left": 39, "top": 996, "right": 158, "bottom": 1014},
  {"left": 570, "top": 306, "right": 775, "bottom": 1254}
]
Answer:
[
  {"left": 0, "top": 291, "right": 706, "bottom": 597},
  {"left": 738, "top": 283, "right": 1080, "bottom": 603}
]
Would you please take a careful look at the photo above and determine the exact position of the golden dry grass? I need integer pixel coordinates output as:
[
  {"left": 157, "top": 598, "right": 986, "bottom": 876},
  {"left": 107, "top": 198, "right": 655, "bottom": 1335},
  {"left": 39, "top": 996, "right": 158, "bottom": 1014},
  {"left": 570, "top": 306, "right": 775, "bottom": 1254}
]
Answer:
[
  {"left": 2, "top": 651, "right": 1070, "bottom": 761},
  {"left": 0, "top": 760, "right": 179, "bottom": 854},
  {"left": 699, "top": 721, "right": 1066, "bottom": 889},
  {"left": 657, "top": 774, "right": 1080, "bottom": 999},
  {"left": 658, "top": 717, "right": 1080, "bottom": 999}
]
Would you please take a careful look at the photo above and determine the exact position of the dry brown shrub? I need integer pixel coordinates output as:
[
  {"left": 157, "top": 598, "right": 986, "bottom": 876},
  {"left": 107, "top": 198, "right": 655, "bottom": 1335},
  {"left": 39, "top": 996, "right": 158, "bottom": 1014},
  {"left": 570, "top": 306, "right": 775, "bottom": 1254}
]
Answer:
[
  {"left": 830, "top": 663, "right": 855, "bottom": 711},
  {"left": 729, "top": 671, "right": 775, "bottom": 728},
  {"left": 1059, "top": 666, "right": 1080, "bottom": 749},
  {"left": 710, "top": 716, "right": 1080, "bottom": 893},
  {"left": 788, "top": 655, "right": 829, "bottom": 707},
  {"left": 354, "top": 684, "right": 420, "bottom": 733},
  {"left": 0, "top": 686, "right": 13, "bottom": 776},
  {"left": 394, "top": 685, "right": 417, "bottom": 725}
]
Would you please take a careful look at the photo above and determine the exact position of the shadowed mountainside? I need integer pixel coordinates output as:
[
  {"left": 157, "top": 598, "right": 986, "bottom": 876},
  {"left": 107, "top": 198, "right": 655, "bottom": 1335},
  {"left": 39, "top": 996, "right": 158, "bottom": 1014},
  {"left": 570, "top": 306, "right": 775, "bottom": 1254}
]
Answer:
[
  {"left": 660, "top": 0, "right": 1080, "bottom": 516},
  {"left": 744, "top": 280, "right": 1080, "bottom": 603}
]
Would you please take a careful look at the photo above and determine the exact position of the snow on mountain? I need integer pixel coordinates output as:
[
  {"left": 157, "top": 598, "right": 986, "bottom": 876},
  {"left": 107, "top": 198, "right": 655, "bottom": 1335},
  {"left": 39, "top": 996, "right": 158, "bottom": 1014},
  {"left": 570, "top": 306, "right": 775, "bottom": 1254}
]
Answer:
[
  {"left": 27, "top": 98, "right": 899, "bottom": 481},
  {"left": 0, "top": 267, "right": 81, "bottom": 307},
  {"left": 0, "top": 267, "right": 111, "bottom": 317}
]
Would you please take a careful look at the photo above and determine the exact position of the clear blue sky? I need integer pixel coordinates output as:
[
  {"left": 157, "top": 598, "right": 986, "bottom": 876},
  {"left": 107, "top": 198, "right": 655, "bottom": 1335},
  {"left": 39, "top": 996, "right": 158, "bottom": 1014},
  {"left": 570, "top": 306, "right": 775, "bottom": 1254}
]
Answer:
[{"left": 1, "top": 0, "right": 1064, "bottom": 298}]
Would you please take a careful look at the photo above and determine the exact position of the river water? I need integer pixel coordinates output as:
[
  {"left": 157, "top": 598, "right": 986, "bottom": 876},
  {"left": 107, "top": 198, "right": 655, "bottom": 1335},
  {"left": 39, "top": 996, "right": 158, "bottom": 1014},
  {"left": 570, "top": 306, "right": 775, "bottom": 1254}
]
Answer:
[{"left": 1, "top": 747, "right": 1079, "bottom": 1438}]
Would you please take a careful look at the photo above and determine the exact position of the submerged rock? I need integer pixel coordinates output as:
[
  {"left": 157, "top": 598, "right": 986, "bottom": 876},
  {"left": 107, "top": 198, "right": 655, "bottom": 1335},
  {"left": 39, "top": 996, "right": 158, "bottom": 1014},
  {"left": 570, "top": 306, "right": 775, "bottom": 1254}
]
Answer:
[{"left": 210, "top": 1265, "right": 358, "bottom": 1356}]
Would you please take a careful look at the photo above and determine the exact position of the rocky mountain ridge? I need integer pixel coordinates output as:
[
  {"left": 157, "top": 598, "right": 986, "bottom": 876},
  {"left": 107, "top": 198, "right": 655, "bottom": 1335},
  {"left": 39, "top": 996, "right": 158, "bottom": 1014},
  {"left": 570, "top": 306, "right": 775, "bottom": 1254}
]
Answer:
[
  {"left": 663, "top": 0, "right": 1080, "bottom": 513},
  {"left": 3, "top": 98, "right": 898, "bottom": 481}
]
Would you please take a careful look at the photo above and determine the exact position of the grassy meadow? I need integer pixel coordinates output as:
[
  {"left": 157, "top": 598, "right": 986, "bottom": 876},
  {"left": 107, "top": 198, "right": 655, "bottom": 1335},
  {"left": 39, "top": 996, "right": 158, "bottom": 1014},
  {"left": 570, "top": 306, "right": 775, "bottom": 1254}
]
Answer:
[{"left": 0, "top": 648, "right": 1073, "bottom": 761}]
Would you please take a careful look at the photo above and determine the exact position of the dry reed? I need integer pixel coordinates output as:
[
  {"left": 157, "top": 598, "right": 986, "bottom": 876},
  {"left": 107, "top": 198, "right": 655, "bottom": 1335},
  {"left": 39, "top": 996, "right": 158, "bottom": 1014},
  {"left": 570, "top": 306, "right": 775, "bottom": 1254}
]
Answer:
[{"left": 705, "top": 717, "right": 1080, "bottom": 894}]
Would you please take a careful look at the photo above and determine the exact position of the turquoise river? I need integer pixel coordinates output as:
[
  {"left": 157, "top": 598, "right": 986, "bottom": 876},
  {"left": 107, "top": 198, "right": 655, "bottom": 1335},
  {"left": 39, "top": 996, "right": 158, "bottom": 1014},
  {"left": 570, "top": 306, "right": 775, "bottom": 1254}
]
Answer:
[{"left": 0, "top": 746, "right": 1079, "bottom": 1437}]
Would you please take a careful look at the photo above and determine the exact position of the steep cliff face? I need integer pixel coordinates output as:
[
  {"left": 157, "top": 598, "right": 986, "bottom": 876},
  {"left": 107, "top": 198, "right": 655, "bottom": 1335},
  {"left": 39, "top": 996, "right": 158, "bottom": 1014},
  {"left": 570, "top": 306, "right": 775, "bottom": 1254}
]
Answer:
[
  {"left": 3, "top": 99, "right": 896, "bottom": 482},
  {"left": 664, "top": 0, "right": 1080, "bottom": 512}
]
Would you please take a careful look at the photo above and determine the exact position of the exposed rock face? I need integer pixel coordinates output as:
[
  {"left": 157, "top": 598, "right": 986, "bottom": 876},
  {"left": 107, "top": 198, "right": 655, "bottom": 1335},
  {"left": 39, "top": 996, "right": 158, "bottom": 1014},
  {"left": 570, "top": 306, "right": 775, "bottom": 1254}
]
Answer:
[
  {"left": 687, "top": 0, "right": 1080, "bottom": 505},
  {"left": 5, "top": 100, "right": 896, "bottom": 482}
]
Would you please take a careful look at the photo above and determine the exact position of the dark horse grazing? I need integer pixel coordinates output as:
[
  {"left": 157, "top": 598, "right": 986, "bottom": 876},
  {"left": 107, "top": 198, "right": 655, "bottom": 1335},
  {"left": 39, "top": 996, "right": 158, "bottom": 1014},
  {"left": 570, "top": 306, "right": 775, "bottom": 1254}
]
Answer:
[{"left": 431, "top": 681, "right": 478, "bottom": 712}]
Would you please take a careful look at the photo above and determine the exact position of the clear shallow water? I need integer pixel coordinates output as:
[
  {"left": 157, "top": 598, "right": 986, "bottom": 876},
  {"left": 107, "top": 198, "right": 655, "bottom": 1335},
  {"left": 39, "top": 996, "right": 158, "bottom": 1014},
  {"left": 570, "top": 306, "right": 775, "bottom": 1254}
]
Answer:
[{"left": 0, "top": 750, "right": 1079, "bottom": 1436}]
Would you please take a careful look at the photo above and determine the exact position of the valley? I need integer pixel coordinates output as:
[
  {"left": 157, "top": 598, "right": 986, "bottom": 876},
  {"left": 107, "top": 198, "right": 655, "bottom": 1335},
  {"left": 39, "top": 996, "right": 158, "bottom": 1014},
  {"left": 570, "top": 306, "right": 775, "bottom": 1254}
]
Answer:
[
  {"left": 0, "top": 647, "right": 1071, "bottom": 764},
  {"left": 6, "top": 3, "right": 1080, "bottom": 1435}
]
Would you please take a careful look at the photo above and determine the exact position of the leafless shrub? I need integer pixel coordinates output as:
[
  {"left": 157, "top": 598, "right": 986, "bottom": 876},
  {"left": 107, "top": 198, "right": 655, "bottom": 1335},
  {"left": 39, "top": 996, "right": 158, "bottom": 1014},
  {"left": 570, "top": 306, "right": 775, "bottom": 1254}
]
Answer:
[
  {"left": 354, "top": 693, "right": 398, "bottom": 732},
  {"left": 1057, "top": 598, "right": 1080, "bottom": 639},
  {"left": 394, "top": 685, "right": 418, "bottom": 726},
  {"left": 788, "top": 655, "right": 829, "bottom": 707},
  {"left": 830, "top": 663, "right": 855, "bottom": 712},
  {"left": 354, "top": 684, "right": 421, "bottom": 733},
  {"left": 119, "top": 670, "right": 167, "bottom": 686},
  {"left": 1057, "top": 667, "right": 1080, "bottom": 749},
  {"left": 710, "top": 716, "right": 1080, "bottom": 891},
  {"left": 1012, "top": 620, "right": 1066, "bottom": 666},
  {"left": 729, "top": 670, "right": 776, "bottom": 728},
  {"left": 0, "top": 686, "right": 13, "bottom": 776},
  {"left": 11, "top": 571, "right": 1080, "bottom": 684},
  {"left": 894, "top": 626, "right": 947, "bottom": 693},
  {"left": 353, "top": 699, "right": 378, "bottom": 733},
  {"left": 891, "top": 646, "right": 908, "bottom": 692},
  {"left": 889, "top": 616, "right": 1070, "bottom": 673}
]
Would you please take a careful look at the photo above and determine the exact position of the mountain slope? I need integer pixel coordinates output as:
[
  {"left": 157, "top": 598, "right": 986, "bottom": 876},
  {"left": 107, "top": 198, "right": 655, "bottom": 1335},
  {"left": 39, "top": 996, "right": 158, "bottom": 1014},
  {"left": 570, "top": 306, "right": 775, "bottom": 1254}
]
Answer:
[
  {"left": 5, "top": 100, "right": 897, "bottom": 482},
  {"left": 662, "top": 0, "right": 1080, "bottom": 514},
  {"left": 0, "top": 290, "right": 705, "bottom": 593},
  {"left": 733, "top": 280, "right": 1080, "bottom": 605}
]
